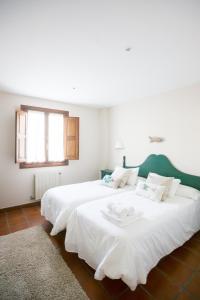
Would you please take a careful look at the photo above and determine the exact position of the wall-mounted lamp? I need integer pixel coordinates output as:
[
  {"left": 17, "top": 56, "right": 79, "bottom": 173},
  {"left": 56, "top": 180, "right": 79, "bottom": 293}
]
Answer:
[
  {"left": 114, "top": 140, "right": 125, "bottom": 167},
  {"left": 114, "top": 140, "right": 124, "bottom": 150}
]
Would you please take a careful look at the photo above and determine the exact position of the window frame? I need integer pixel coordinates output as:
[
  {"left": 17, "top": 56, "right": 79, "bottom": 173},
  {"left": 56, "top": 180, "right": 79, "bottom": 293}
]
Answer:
[{"left": 19, "top": 105, "right": 69, "bottom": 169}]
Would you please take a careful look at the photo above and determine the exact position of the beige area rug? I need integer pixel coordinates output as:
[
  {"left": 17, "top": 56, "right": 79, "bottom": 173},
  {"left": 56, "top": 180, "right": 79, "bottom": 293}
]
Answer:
[{"left": 0, "top": 226, "right": 89, "bottom": 300}]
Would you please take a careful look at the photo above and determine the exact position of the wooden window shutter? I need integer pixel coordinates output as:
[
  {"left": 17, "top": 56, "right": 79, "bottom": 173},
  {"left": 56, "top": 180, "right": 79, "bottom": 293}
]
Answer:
[
  {"left": 15, "top": 110, "right": 27, "bottom": 163},
  {"left": 64, "top": 117, "right": 79, "bottom": 160}
]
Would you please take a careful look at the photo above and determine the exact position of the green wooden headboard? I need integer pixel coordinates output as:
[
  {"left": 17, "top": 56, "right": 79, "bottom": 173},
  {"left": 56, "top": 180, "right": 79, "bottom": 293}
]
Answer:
[{"left": 123, "top": 154, "right": 200, "bottom": 191}]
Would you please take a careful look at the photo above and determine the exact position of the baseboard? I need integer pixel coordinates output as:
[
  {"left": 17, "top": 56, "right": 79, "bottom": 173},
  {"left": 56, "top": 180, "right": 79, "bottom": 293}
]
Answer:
[{"left": 0, "top": 200, "right": 41, "bottom": 212}]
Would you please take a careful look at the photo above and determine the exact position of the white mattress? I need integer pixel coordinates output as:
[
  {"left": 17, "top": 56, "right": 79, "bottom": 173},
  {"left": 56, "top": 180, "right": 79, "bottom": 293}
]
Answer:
[
  {"left": 65, "top": 191, "right": 200, "bottom": 290},
  {"left": 41, "top": 180, "right": 133, "bottom": 235}
]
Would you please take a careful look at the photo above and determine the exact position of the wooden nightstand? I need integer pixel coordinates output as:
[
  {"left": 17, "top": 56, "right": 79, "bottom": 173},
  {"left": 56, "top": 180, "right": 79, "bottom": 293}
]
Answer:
[{"left": 101, "top": 169, "right": 113, "bottom": 179}]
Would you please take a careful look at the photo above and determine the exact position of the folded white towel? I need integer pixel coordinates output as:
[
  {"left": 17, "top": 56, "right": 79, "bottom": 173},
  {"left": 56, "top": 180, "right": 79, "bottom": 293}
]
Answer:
[
  {"left": 107, "top": 201, "right": 136, "bottom": 218},
  {"left": 101, "top": 209, "right": 142, "bottom": 227}
]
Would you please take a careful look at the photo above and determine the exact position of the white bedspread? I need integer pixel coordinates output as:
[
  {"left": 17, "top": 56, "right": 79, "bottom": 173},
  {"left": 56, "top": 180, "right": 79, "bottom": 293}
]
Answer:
[
  {"left": 65, "top": 191, "right": 200, "bottom": 290},
  {"left": 41, "top": 180, "right": 132, "bottom": 235}
]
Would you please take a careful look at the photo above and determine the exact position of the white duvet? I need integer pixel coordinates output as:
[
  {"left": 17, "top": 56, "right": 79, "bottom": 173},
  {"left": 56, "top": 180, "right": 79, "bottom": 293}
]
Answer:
[
  {"left": 41, "top": 180, "right": 132, "bottom": 235},
  {"left": 65, "top": 191, "right": 200, "bottom": 290}
]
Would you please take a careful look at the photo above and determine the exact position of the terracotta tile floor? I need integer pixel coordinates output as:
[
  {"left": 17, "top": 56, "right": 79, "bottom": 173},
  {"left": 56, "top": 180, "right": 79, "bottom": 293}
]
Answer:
[{"left": 0, "top": 204, "right": 200, "bottom": 300}]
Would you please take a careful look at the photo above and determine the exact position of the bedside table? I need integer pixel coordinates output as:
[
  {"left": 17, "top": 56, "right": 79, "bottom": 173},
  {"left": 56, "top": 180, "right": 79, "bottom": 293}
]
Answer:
[{"left": 101, "top": 169, "right": 113, "bottom": 179}]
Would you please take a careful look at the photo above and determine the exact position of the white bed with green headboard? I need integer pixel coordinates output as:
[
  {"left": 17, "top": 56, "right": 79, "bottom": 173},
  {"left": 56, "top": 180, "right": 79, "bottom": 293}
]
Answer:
[{"left": 65, "top": 154, "right": 200, "bottom": 291}]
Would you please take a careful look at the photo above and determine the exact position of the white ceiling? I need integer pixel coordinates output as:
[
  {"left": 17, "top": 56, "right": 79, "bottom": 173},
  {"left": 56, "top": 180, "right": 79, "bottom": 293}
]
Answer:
[{"left": 0, "top": 0, "right": 200, "bottom": 107}]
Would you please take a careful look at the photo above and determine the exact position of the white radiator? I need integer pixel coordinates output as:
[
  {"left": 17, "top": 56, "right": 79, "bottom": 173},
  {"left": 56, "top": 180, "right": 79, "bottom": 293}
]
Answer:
[{"left": 35, "top": 172, "right": 62, "bottom": 200}]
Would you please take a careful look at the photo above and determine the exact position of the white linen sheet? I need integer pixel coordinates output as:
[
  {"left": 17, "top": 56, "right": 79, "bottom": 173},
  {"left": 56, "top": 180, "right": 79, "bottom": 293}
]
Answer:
[
  {"left": 65, "top": 191, "right": 200, "bottom": 290},
  {"left": 41, "top": 180, "right": 133, "bottom": 235}
]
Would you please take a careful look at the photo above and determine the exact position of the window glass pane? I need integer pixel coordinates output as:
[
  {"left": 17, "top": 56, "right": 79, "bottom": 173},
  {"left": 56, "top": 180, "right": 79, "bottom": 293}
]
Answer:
[
  {"left": 26, "top": 110, "right": 45, "bottom": 163},
  {"left": 48, "top": 113, "right": 64, "bottom": 162}
]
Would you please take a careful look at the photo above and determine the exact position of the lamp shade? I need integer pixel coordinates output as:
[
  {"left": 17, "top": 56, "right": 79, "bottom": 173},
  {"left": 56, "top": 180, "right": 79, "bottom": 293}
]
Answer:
[{"left": 114, "top": 140, "right": 124, "bottom": 150}]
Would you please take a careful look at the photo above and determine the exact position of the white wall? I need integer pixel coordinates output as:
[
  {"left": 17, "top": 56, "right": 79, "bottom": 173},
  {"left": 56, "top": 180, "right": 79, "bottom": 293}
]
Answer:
[
  {"left": 1, "top": 83, "right": 200, "bottom": 208},
  {"left": 0, "top": 91, "right": 101, "bottom": 209},
  {"left": 108, "top": 83, "right": 200, "bottom": 176},
  {"left": 99, "top": 108, "right": 109, "bottom": 169}
]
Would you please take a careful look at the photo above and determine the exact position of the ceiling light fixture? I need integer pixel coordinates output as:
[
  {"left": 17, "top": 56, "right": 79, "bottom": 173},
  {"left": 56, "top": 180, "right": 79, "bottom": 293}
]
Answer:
[{"left": 125, "top": 47, "right": 132, "bottom": 52}]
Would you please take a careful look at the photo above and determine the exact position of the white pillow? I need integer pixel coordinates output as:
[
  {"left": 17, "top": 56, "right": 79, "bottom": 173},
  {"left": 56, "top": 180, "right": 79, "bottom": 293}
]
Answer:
[
  {"left": 137, "top": 176, "right": 146, "bottom": 183},
  {"left": 102, "top": 175, "right": 121, "bottom": 189},
  {"left": 146, "top": 173, "right": 174, "bottom": 199},
  {"left": 175, "top": 184, "right": 200, "bottom": 200},
  {"left": 136, "top": 176, "right": 180, "bottom": 197},
  {"left": 127, "top": 168, "right": 139, "bottom": 186},
  {"left": 135, "top": 182, "right": 166, "bottom": 202},
  {"left": 102, "top": 180, "right": 121, "bottom": 189},
  {"left": 168, "top": 178, "right": 181, "bottom": 197},
  {"left": 111, "top": 167, "right": 131, "bottom": 188}
]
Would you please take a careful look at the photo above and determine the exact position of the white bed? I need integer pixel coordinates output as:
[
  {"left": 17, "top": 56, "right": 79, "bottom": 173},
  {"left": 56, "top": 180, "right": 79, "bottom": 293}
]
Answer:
[
  {"left": 41, "top": 180, "right": 133, "bottom": 235},
  {"left": 65, "top": 190, "right": 200, "bottom": 290}
]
